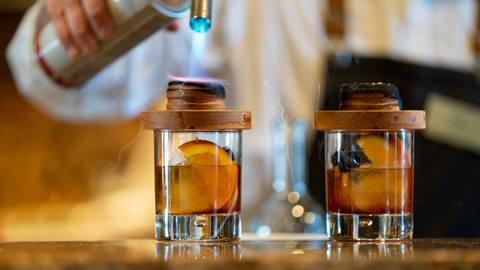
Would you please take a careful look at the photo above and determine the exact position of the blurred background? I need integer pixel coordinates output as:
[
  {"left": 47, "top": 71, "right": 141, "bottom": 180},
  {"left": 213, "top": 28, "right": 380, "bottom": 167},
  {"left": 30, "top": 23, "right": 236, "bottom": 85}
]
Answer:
[
  {"left": 0, "top": 0, "right": 479, "bottom": 241},
  {"left": 0, "top": 1, "right": 149, "bottom": 240}
]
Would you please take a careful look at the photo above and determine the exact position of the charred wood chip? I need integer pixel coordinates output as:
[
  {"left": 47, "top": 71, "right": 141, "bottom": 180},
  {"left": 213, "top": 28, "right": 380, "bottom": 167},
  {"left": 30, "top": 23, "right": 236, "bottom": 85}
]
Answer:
[{"left": 331, "top": 143, "right": 371, "bottom": 172}]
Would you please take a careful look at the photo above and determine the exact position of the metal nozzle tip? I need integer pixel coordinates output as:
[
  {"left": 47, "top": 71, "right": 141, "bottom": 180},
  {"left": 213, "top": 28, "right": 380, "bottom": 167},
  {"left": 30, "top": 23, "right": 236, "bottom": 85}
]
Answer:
[
  {"left": 190, "top": 0, "right": 212, "bottom": 33},
  {"left": 190, "top": 17, "right": 211, "bottom": 32}
]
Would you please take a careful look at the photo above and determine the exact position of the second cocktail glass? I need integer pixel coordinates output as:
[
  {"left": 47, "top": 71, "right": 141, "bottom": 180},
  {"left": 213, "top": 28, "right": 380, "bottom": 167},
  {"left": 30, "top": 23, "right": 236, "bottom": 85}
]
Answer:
[{"left": 315, "top": 83, "right": 426, "bottom": 241}]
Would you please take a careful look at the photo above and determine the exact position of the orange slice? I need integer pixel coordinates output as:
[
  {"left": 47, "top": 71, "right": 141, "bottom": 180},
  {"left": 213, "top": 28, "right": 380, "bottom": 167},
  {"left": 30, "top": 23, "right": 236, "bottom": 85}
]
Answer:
[
  {"left": 356, "top": 135, "right": 410, "bottom": 168},
  {"left": 172, "top": 140, "right": 238, "bottom": 214},
  {"left": 179, "top": 140, "right": 234, "bottom": 166}
]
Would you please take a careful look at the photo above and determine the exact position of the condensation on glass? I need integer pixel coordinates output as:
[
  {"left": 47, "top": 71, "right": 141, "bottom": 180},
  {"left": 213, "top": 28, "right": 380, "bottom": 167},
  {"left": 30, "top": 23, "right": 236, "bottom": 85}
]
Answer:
[
  {"left": 142, "top": 79, "right": 251, "bottom": 241},
  {"left": 315, "top": 83, "right": 426, "bottom": 241}
]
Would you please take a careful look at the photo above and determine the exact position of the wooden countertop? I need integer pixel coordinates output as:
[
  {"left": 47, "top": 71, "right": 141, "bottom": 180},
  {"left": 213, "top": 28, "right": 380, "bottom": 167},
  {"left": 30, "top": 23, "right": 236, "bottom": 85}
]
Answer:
[{"left": 0, "top": 236, "right": 479, "bottom": 269}]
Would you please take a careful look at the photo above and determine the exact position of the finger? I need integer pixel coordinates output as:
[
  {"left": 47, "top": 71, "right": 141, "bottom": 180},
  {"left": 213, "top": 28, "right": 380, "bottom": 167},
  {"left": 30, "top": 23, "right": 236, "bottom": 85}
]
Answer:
[
  {"left": 53, "top": 13, "right": 81, "bottom": 57},
  {"left": 167, "top": 21, "right": 179, "bottom": 32},
  {"left": 44, "top": 0, "right": 80, "bottom": 57},
  {"left": 81, "top": 0, "right": 114, "bottom": 39},
  {"left": 44, "top": 0, "right": 64, "bottom": 20},
  {"left": 64, "top": 0, "right": 97, "bottom": 55}
]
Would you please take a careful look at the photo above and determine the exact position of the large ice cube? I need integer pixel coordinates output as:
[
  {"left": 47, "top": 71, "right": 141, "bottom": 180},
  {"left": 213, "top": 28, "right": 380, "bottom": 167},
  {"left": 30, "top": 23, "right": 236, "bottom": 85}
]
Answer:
[
  {"left": 351, "top": 169, "right": 409, "bottom": 213},
  {"left": 168, "top": 150, "right": 189, "bottom": 166}
]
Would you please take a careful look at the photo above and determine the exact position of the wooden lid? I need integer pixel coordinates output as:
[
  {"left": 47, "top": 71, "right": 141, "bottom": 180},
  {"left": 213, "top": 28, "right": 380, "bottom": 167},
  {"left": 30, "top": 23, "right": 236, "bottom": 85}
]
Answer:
[
  {"left": 142, "top": 110, "right": 252, "bottom": 130},
  {"left": 315, "top": 82, "right": 426, "bottom": 130},
  {"left": 166, "top": 80, "right": 226, "bottom": 110},
  {"left": 315, "top": 110, "right": 426, "bottom": 130},
  {"left": 339, "top": 82, "right": 401, "bottom": 110},
  {"left": 142, "top": 80, "right": 252, "bottom": 131}
]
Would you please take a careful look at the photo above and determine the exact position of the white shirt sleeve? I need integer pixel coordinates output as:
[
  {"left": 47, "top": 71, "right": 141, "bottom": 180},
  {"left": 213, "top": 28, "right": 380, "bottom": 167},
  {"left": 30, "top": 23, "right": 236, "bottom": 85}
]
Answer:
[{"left": 6, "top": 1, "right": 191, "bottom": 123}]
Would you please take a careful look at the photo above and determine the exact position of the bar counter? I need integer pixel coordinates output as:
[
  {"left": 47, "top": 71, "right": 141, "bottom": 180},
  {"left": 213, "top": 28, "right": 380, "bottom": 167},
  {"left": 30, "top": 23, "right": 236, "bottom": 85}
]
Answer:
[{"left": 0, "top": 235, "right": 478, "bottom": 269}]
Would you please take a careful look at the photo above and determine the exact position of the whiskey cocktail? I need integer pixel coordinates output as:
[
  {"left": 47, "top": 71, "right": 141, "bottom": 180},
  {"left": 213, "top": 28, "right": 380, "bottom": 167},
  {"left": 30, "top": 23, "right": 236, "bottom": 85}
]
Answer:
[
  {"left": 143, "top": 79, "right": 251, "bottom": 241},
  {"left": 315, "top": 82, "right": 426, "bottom": 241}
]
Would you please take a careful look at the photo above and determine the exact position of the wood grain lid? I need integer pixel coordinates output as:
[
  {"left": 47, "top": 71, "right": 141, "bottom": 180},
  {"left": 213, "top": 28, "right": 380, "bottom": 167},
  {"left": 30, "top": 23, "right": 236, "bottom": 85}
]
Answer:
[
  {"left": 142, "top": 110, "right": 252, "bottom": 130},
  {"left": 315, "top": 82, "right": 426, "bottom": 130},
  {"left": 166, "top": 80, "right": 226, "bottom": 110},
  {"left": 315, "top": 110, "right": 426, "bottom": 130},
  {"left": 142, "top": 79, "right": 252, "bottom": 131}
]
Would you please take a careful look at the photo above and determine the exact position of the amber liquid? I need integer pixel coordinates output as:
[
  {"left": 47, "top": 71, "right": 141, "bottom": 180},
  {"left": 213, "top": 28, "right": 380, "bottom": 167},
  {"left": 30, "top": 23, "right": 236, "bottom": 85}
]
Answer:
[
  {"left": 155, "top": 164, "right": 240, "bottom": 215},
  {"left": 326, "top": 167, "right": 413, "bottom": 214}
]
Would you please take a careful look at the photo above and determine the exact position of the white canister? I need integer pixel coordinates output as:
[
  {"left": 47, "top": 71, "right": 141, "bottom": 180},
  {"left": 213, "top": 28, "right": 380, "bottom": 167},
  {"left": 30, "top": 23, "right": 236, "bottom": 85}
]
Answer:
[{"left": 35, "top": 0, "right": 190, "bottom": 87}]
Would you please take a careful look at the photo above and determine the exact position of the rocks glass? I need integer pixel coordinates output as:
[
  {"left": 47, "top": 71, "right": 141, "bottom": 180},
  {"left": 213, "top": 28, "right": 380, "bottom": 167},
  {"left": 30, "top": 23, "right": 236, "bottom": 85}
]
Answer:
[
  {"left": 142, "top": 79, "right": 251, "bottom": 241},
  {"left": 315, "top": 83, "right": 426, "bottom": 241}
]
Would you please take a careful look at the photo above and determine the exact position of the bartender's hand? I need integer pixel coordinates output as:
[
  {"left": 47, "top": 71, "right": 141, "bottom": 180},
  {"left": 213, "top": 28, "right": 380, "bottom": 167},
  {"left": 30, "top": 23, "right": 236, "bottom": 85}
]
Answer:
[
  {"left": 44, "top": 0, "right": 114, "bottom": 57},
  {"left": 44, "top": 0, "right": 179, "bottom": 58}
]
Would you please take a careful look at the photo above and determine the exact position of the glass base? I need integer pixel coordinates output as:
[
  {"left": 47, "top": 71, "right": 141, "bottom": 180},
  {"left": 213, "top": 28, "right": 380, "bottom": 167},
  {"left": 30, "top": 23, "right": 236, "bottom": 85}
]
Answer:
[
  {"left": 155, "top": 213, "right": 241, "bottom": 241},
  {"left": 327, "top": 212, "right": 412, "bottom": 241}
]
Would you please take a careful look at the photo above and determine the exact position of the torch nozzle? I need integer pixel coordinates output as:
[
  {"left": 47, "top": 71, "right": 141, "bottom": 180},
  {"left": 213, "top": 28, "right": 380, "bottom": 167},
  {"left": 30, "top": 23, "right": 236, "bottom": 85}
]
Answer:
[{"left": 190, "top": 0, "right": 212, "bottom": 32}]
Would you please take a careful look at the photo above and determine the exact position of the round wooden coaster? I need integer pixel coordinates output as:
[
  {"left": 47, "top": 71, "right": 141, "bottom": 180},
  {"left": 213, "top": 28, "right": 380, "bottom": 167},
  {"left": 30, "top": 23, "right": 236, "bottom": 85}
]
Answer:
[
  {"left": 141, "top": 110, "right": 252, "bottom": 131},
  {"left": 314, "top": 110, "right": 426, "bottom": 130}
]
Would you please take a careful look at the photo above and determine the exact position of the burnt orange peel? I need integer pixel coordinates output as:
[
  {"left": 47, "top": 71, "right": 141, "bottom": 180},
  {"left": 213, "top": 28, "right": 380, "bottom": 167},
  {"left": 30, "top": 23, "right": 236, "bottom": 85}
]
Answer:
[{"left": 356, "top": 135, "right": 410, "bottom": 168}]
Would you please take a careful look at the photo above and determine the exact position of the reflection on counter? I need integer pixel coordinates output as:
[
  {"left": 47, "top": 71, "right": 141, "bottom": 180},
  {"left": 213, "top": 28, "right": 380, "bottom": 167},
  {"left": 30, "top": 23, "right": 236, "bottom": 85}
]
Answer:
[
  {"left": 155, "top": 242, "right": 241, "bottom": 262},
  {"left": 326, "top": 241, "right": 413, "bottom": 261},
  {"left": 0, "top": 239, "right": 479, "bottom": 269},
  {"left": 154, "top": 238, "right": 415, "bottom": 262}
]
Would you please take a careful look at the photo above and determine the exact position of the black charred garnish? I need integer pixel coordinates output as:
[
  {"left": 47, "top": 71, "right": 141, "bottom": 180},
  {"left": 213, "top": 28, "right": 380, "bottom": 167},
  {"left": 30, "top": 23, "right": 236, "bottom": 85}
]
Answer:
[{"left": 331, "top": 139, "right": 371, "bottom": 172}]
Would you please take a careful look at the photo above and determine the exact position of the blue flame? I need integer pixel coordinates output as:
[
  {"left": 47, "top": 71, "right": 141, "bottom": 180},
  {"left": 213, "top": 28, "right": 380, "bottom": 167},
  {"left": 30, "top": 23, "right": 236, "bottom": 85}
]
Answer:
[{"left": 188, "top": 32, "right": 208, "bottom": 77}]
